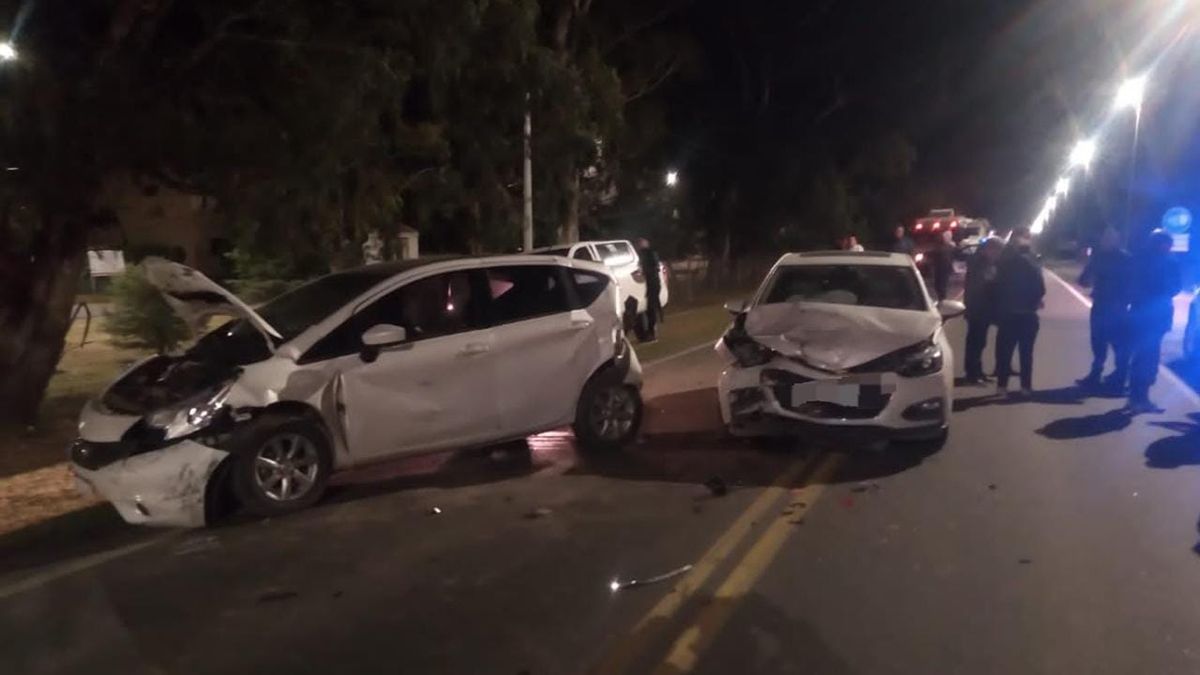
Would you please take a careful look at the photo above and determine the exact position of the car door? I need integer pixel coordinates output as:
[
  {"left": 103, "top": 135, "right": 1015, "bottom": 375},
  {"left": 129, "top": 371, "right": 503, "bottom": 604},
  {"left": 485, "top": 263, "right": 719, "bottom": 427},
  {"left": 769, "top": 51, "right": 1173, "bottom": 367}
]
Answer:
[
  {"left": 304, "top": 269, "right": 499, "bottom": 461},
  {"left": 483, "top": 264, "right": 600, "bottom": 436}
]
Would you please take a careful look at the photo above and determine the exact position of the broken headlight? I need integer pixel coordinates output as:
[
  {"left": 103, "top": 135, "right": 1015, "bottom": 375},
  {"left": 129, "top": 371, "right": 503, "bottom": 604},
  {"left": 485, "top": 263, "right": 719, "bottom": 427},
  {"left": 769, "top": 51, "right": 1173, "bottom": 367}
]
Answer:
[
  {"left": 897, "top": 342, "right": 943, "bottom": 377},
  {"left": 724, "top": 334, "right": 776, "bottom": 368},
  {"left": 145, "top": 383, "right": 233, "bottom": 441}
]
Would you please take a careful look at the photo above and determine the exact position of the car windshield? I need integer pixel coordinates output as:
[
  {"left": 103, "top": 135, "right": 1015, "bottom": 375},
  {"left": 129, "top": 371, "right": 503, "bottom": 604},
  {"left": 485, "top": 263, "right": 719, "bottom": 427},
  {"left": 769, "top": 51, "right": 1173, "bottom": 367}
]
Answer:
[
  {"left": 762, "top": 264, "right": 927, "bottom": 311},
  {"left": 253, "top": 267, "right": 409, "bottom": 342}
]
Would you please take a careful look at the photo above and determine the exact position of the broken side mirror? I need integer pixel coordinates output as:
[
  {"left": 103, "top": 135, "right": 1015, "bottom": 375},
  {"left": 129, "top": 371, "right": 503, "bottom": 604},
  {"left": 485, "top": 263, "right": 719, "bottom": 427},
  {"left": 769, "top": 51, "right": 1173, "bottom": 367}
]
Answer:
[
  {"left": 360, "top": 323, "right": 408, "bottom": 362},
  {"left": 724, "top": 299, "right": 750, "bottom": 315},
  {"left": 936, "top": 300, "right": 966, "bottom": 321}
]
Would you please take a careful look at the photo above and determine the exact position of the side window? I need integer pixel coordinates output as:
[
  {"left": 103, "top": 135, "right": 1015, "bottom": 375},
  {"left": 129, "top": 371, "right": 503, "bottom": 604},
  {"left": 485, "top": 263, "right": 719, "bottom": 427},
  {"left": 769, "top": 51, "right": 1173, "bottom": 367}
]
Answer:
[
  {"left": 301, "top": 271, "right": 481, "bottom": 362},
  {"left": 597, "top": 242, "right": 635, "bottom": 266},
  {"left": 572, "top": 247, "right": 596, "bottom": 262},
  {"left": 485, "top": 265, "right": 570, "bottom": 325},
  {"left": 569, "top": 270, "right": 610, "bottom": 309}
]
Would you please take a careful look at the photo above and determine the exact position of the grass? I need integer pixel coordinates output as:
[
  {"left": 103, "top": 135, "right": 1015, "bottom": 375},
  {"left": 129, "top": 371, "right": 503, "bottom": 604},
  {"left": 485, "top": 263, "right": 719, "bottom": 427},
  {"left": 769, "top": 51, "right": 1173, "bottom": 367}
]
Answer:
[{"left": 633, "top": 285, "right": 755, "bottom": 363}]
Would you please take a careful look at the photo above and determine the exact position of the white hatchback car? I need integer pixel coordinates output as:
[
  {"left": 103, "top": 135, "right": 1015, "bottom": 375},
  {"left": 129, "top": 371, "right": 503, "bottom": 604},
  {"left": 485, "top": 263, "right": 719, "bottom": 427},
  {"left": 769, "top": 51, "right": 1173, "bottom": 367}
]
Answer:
[
  {"left": 70, "top": 255, "right": 642, "bottom": 527},
  {"left": 535, "top": 240, "right": 669, "bottom": 327},
  {"left": 717, "top": 251, "right": 963, "bottom": 446}
]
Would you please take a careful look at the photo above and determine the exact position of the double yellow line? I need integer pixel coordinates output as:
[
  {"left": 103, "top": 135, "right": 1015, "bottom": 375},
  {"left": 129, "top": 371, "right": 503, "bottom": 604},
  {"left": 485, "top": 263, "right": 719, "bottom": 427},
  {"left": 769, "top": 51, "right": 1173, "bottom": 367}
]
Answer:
[{"left": 592, "top": 451, "right": 843, "bottom": 675}]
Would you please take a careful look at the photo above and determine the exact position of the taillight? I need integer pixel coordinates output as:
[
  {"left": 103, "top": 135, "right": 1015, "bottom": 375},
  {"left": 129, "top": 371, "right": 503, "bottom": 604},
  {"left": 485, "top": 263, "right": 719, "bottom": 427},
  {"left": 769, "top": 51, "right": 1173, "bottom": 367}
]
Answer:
[
  {"left": 950, "top": 220, "right": 959, "bottom": 229},
  {"left": 915, "top": 252, "right": 926, "bottom": 263},
  {"left": 932, "top": 221, "right": 941, "bottom": 230},
  {"left": 914, "top": 223, "right": 924, "bottom": 231},
  {"left": 631, "top": 268, "right": 645, "bottom": 283}
]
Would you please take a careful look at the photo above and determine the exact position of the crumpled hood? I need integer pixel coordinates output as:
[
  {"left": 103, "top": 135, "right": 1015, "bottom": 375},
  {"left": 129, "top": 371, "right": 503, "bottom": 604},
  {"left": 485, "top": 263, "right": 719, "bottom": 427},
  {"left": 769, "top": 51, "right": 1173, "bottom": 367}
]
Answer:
[
  {"left": 143, "top": 257, "right": 281, "bottom": 342},
  {"left": 744, "top": 301, "right": 939, "bottom": 371}
]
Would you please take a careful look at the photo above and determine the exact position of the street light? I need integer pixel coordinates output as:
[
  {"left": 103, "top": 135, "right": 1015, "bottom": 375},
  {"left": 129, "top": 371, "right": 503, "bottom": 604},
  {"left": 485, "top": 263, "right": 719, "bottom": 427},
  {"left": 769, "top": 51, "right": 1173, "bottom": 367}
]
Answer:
[
  {"left": 0, "top": 41, "right": 16, "bottom": 62},
  {"left": 1046, "top": 195, "right": 1059, "bottom": 213},
  {"left": 1115, "top": 75, "right": 1148, "bottom": 112},
  {"left": 1055, "top": 177, "right": 1070, "bottom": 196},
  {"left": 664, "top": 170, "right": 678, "bottom": 187},
  {"left": 1069, "top": 138, "right": 1098, "bottom": 170}
]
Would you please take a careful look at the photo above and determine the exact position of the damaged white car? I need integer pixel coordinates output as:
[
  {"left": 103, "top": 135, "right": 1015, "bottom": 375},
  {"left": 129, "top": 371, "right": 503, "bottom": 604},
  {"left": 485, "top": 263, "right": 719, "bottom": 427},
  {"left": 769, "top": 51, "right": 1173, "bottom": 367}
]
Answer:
[
  {"left": 717, "top": 251, "right": 964, "bottom": 446},
  {"left": 70, "top": 255, "right": 642, "bottom": 527}
]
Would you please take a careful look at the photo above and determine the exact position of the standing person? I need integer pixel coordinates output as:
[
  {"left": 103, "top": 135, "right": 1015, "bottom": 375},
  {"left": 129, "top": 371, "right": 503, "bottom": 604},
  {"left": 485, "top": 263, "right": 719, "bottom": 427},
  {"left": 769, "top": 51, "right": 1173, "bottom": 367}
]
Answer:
[
  {"left": 635, "top": 237, "right": 663, "bottom": 342},
  {"left": 1126, "top": 230, "right": 1182, "bottom": 413},
  {"left": 1076, "top": 226, "right": 1133, "bottom": 390},
  {"left": 962, "top": 238, "right": 1004, "bottom": 384},
  {"left": 846, "top": 234, "right": 865, "bottom": 252},
  {"left": 891, "top": 225, "right": 915, "bottom": 256},
  {"left": 993, "top": 227, "right": 1045, "bottom": 396},
  {"left": 930, "top": 229, "right": 955, "bottom": 301}
]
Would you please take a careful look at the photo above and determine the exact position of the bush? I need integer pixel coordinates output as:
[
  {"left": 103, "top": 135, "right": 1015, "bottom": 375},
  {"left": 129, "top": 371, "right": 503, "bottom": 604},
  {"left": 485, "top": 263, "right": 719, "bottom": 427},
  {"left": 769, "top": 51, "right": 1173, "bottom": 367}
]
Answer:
[{"left": 104, "top": 265, "right": 190, "bottom": 353}]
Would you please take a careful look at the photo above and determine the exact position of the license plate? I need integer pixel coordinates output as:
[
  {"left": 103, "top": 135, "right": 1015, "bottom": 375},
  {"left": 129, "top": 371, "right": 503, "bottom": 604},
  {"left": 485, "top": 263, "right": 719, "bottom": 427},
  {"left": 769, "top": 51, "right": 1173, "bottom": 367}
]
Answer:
[{"left": 792, "top": 374, "right": 896, "bottom": 407}]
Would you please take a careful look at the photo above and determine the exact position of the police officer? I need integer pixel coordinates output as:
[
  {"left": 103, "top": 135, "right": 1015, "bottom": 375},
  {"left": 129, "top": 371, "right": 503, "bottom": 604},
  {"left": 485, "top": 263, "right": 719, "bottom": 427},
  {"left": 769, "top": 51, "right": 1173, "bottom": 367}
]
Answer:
[
  {"left": 962, "top": 237, "right": 1004, "bottom": 384},
  {"left": 994, "top": 227, "right": 1045, "bottom": 396},
  {"left": 1126, "top": 229, "right": 1182, "bottom": 413},
  {"left": 1076, "top": 226, "right": 1133, "bottom": 390}
]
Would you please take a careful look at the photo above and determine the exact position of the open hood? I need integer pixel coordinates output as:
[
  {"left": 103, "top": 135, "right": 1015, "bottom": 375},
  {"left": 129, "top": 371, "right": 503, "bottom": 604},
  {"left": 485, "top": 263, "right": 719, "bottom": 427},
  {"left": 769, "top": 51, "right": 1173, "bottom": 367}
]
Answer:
[
  {"left": 744, "top": 301, "right": 939, "bottom": 372},
  {"left": 143, "top": 257, "right": 282, "bottom": 343}
]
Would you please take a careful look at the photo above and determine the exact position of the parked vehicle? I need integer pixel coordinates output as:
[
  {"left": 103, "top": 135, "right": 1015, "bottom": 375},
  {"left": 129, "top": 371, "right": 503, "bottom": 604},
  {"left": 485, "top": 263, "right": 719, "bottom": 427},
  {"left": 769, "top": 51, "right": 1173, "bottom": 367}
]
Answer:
[
  {"left": 717, "top": 251, "right": 963, "bottom": 447},
  {"left": 535, "top": 240, "right": 669, "bottom": 328},
  {"left": 908, "top": 209, "right": 989, "bottom": 271},
  {"left": 70, "top": 255, "right": 642, "bottom": 527}
]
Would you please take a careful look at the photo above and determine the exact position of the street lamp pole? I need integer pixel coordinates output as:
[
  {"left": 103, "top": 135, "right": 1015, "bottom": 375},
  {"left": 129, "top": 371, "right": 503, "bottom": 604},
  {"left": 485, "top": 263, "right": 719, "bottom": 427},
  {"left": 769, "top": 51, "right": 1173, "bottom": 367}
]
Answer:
[
  {"left": 1115, "top": 75, "right": 1147, "bottom": 243},
  {"left": 522, "top": 93, "right": 534, "bottom": 253}
]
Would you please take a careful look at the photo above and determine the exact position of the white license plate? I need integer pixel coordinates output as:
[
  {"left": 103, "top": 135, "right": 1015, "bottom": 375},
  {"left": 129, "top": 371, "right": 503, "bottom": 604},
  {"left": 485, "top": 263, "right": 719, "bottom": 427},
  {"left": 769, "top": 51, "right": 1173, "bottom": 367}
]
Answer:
[{"left": 792, "top": 374, "right": 896, "bottom": 407}]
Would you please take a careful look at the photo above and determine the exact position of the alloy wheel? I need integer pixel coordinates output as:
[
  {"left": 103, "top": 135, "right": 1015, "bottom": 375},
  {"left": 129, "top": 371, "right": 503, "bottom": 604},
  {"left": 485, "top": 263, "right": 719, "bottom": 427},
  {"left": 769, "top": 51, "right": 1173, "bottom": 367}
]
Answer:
[{"left": 253, "top": 433, "right": 320, "bottom": 502}]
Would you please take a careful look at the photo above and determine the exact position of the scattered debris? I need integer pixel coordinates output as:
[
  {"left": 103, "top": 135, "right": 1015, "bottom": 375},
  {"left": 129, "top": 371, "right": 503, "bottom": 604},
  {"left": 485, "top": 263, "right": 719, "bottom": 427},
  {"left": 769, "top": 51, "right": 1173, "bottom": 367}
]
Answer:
[
  {"left": 781, "top": 508, "right": 795, "bottom": 516},
  {"left": 1018, "top": 558, "right": 1033, "bottom": 565},
  {"left": 789, "top": 518, "right": 805, "bottom": 526},
  {"left": 257, "top": 589, "right": 298, "bottom": 603},
  {"left": 609, "top": 564, "right": 694, "bottom": 592},
  {"left": 524, "top": 507, "right": 554, "bottom": 519},
  {"left": 1132, "top": 491, "right": 1139, "bottom": 498},
  {"left": 850, "top": 484, "right": 868, "bottom": 494},
  {"left": 704, "top": 476, "right": 728, "bottom": 497},
  {"left": 988, "top": 483, "right": 997, "bottom": 490},
  {"left": 691, "top": 504, "right": 704, "bottom": 515},
  {"left": 428, "top": 507, "right": 442, "bottom": 516},
  {"left": 503, "top": 495, "right": 514, "bottom": 503},
  {"left": 791, "top": 501, "right": 807, "bottom": 508},
  {"left": 332, "top": 590, "right": 344, "bottom": 598},
  {"left": 841, "top": 496, "right": 855, "bottom": 509}
]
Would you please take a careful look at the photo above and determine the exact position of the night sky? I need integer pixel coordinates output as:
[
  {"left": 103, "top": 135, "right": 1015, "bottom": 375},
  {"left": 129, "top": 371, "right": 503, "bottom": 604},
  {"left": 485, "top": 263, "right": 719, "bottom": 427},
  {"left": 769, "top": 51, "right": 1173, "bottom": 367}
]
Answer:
[{"left": 664, "top": 0, "right": 1198, "bottom": 237}]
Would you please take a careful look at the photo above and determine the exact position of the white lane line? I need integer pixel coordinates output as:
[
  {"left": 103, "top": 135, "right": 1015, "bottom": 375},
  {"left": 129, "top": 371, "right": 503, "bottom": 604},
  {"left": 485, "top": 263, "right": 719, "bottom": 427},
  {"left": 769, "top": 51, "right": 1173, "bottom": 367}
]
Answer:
[
  {"left": 1045, "top": 267, "right": 1200, "bottom": 407},
  {"left": 642, "top": 341, "right": 716, "bottom": 369},
  {"left": 0, "top": 533, "right": 176, "bottom": 601}
]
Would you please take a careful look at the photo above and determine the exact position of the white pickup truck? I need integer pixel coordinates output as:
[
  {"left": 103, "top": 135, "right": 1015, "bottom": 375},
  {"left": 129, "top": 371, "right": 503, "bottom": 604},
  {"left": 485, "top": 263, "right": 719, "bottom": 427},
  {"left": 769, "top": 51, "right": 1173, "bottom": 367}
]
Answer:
[{"left": 535, "top": 239, "right": 670, "bottom": 330}]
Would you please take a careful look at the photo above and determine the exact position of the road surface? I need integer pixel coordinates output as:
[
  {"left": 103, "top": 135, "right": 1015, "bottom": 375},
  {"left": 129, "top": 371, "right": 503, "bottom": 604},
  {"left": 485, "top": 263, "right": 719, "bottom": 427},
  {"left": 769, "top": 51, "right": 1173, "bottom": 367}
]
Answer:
[{"left": 5, "top": 269, "right": 1200, "bottom": 674}]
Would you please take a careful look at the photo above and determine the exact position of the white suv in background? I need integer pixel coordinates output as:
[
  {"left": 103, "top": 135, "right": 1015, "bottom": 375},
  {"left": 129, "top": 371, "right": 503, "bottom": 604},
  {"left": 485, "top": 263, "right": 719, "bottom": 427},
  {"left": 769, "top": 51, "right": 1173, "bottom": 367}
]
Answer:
[
  {"left": 70, "top": 255, "right": 642, "bottom": 527},
  {"left": 535, "top": 240, "right": 669, "bottom": 328}
]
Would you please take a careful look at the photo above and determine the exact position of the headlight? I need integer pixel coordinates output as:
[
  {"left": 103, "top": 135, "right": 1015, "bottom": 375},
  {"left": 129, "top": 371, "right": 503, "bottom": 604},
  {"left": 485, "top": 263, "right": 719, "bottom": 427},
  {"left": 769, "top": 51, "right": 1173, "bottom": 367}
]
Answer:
[
  {"left": 723, "top": 334, "right": 776, "bottom": 367},
  {"left": 898, "top": 343, "right": 943, "bottom": 377},
  {"left": 145, "top": 384, "right": 232, "bottom": 441}
]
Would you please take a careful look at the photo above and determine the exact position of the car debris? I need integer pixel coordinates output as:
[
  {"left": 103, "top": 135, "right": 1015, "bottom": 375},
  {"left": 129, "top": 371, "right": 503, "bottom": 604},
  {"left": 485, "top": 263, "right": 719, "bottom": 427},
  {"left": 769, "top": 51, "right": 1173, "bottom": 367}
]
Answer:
[
  {"left": 256, "top": 589, "right": 299, "bottom": 603},
  {"left": 704, "top": 476, "right": 728, "bottom": 497},
  {"left": 524, "top": 507, "right": 554, "bottom": 519},
  {"left": 428, "top": 507, "right": 442, "bottom": 516},
  {"left": 609, "top": 564, "right": 694, "bottom": 592},
  {"left": 1018, "top": 558, "right": 1033, "bottom": 565}
]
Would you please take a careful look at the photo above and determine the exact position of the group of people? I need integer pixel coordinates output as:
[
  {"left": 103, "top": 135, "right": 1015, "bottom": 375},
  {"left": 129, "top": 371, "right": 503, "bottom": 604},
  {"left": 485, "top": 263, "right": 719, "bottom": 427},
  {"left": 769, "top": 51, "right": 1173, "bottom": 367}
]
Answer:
[{"left": 959, "top": 225, "right": 1181, "bottom": 412}]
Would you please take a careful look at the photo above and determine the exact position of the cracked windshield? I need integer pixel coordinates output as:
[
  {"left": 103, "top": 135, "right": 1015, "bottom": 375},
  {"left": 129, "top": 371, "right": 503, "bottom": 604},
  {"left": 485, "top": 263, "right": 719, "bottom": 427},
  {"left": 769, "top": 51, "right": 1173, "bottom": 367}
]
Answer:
[{"left": 4, "top": 1, "right": 1200, "bottom": 673}]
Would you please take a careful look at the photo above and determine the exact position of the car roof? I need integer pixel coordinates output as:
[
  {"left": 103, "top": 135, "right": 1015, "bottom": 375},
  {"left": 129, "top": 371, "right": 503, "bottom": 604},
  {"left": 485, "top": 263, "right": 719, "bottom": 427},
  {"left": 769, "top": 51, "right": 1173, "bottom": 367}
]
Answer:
[{"left": 776, "top": 251, "right": 914, "bottom": 267}]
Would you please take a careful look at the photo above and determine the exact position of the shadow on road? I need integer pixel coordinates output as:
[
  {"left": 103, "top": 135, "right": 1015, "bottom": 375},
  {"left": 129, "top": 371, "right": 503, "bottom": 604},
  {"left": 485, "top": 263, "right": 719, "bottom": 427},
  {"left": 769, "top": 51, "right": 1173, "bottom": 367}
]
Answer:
[
  {"left": 1144, "top": 413, "right": 1200, "bottom": 469},
  {"left": 1037, "top": 408, "right": 1133, "bottom": 440},
  {"left": 953, "top": 385, "right": 1091, "bottom": 413},
  {"left": 0, "top": 504, "right": 152, "bottom": 578}
]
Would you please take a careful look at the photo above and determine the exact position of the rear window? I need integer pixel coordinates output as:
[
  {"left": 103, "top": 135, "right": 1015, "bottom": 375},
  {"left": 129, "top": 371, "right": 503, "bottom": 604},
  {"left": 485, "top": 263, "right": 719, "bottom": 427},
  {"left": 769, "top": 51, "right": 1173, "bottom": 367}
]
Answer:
[
  {"left": 485, "top": 265, "right": 570, "bottom": 324},
  {"left": 595, "top": 242, "right": 636, "bottom": 267},
  {"left": 762, "top": 265, "right": 927, "bottom": 311},
  {"left": 569, "top": 270, "right": 610, "bottom": 308}
]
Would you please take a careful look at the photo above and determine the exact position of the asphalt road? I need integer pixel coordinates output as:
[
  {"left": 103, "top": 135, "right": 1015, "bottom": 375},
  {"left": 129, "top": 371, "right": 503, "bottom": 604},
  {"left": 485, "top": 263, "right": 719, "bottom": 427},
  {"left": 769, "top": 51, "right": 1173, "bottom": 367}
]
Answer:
[{"left": 6, "top": 269, "right": 1200, "bottom": 674}]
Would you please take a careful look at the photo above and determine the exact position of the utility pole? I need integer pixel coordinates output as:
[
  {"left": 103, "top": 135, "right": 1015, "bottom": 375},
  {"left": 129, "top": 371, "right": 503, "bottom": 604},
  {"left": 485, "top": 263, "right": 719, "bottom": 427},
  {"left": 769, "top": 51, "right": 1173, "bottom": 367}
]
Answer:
[{"left": 522, "top": 94, "right": 534, "bottom": 253}]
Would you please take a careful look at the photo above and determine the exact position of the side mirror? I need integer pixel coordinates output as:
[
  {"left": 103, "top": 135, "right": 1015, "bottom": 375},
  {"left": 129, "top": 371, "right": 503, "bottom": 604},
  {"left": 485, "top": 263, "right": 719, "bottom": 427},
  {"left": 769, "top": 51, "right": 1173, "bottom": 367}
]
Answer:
[
  {"left": 724, "top": 299, "right": 750, "bottom": 315},
  {"left": 360, "top": 323, "right": 407, "bottom": 362},
  {"left": 937, "top": 300, "right": 966, "bottom": 321}
]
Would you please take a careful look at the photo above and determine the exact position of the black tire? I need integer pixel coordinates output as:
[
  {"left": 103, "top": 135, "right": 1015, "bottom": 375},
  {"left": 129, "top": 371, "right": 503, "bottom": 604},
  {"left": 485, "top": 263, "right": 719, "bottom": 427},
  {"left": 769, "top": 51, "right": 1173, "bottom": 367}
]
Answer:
[
  {"left": 230, "top": 414, "right": 333, "bottom": 518},
  {"left": 573, "top": 371, "right": 643, "bottom": 453}
]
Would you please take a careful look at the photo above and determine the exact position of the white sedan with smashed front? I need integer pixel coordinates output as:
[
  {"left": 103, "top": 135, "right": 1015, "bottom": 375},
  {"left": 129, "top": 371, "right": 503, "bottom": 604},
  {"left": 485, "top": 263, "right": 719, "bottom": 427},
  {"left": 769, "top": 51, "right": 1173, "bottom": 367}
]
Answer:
[
  {"left": 71, "top": 255, "right": 642, "bottom": 527},
  {"left": 717, "top": 251, "right": 963, "bottom": 446}
]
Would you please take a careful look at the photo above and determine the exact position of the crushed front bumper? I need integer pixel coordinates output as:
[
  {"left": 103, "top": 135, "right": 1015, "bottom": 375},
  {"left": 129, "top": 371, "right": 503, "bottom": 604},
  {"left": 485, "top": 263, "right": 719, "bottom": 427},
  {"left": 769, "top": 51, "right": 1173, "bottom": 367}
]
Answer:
[
  {"left": 70, "top": 439, "right": 229, "bottom": 527},
  {"left": 718, "top": 358, "right": 950, "bottom": 442}
]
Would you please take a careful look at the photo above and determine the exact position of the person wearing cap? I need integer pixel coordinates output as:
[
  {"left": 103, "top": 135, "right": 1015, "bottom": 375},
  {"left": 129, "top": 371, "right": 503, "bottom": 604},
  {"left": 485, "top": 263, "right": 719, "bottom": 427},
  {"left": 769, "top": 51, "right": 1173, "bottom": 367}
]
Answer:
[{"left": 1126, "top": 229, "right": 1182, "bottom": 413}]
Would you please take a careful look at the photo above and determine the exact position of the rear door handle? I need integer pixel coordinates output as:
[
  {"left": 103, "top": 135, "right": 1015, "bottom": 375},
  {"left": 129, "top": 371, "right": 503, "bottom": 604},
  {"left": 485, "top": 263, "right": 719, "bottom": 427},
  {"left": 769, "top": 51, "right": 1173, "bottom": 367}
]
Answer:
[{"left": 458, "top": 343, "right": 491, "bottom": 357}]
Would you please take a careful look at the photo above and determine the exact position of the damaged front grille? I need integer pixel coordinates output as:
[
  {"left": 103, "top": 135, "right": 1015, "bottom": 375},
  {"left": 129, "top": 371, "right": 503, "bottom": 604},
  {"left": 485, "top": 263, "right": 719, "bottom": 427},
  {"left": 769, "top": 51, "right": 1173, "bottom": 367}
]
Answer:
[{"left": 762, "top": 368, "right": 890, "bottom": 420}]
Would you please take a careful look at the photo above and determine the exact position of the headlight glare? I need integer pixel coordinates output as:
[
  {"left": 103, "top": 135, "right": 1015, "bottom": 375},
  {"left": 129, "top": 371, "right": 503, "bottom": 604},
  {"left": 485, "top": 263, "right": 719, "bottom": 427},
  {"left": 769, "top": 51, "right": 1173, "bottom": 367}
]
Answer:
[
  {"left": 146, "top": 384, "right": 232, "bottom": 441},
  {"left": 898, "top": 343, "right": 943, "bottom": 377}
]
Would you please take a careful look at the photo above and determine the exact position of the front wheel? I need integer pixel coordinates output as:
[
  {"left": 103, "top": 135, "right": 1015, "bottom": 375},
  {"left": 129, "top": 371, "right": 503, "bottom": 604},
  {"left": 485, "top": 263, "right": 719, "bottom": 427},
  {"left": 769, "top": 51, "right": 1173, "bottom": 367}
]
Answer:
[
  {"left": 574, "top": 375, "right": 643, "bottom": 453},
  {"left": 230, "top": 415, "right": 333, "bottom": 518}
]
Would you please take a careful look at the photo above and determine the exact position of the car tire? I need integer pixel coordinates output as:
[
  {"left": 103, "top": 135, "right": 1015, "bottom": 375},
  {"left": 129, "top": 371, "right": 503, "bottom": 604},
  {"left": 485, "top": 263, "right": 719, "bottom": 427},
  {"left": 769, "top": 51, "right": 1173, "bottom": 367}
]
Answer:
[
  {"left": 574, "top": 371, "right": 643, "bottom": 453},
  {"left": 230, "top": 413, "right": 333, "bottom": 518}
]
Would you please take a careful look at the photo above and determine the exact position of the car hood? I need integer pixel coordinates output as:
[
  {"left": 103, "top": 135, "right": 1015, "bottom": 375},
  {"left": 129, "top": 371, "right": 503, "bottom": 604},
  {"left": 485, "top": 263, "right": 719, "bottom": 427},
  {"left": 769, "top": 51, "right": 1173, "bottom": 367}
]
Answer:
[
  {"left": 744, "top": 301, "right": 940, "bottom": 371},
  {"left": 143, "top": 257, "right": 282, "bottom": 343}
]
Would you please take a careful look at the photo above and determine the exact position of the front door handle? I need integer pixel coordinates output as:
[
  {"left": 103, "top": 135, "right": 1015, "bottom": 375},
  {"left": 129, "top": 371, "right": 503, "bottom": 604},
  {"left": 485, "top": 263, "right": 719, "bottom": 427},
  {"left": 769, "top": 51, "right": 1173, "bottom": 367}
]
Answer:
[{"left": 458, "top": 343, "right": 491, "bottom": 357}]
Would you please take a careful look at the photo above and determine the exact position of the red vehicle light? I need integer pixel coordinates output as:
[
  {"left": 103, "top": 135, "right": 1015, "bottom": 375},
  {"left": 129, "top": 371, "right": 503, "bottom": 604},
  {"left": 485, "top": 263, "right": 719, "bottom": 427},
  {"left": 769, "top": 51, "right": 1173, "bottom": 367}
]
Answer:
[
  {"left": 932, "top": 221, "right": 941, "bottom": 230},
  {"left": 950, "top": 220, "right": 959, "bottom": 228},
  {"left": 914, "top": 223, "right": 924, "bottom": 231}
]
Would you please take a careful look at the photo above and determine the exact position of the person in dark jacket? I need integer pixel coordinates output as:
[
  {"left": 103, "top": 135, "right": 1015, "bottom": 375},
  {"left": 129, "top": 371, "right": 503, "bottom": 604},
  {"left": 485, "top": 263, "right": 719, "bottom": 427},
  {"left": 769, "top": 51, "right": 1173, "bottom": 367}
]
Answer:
[
  {"left": 1126, "top": 230, "right": 1182, "bottom": 413},
  {"left": 993, "top": 228, "right": 1045, "bottom": 395},
  {"left": 636, "top": 237, "right": 663, "bottom": 342},
  {"left": 891, "top": 225, "right": 915, "bottom": 256},
  {"left": 1076, "top": 227, "right": 1134, "bottom": 390},
  {"left": 929, "top": 230, "right": 956, "bottom": 301},
  {"left": 962, "top": 238, "right": 1004, "bottom": 384}
]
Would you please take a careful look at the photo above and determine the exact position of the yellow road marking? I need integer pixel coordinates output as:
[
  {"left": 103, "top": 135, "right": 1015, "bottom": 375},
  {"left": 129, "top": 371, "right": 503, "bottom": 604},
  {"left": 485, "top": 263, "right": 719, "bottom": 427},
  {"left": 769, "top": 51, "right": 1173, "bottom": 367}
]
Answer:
[
  {"left": 651, "top": 453, "right": 844, "bottom": 675},
  {"left": 591, "top": 454, "right": 818, "bottom": 675}
]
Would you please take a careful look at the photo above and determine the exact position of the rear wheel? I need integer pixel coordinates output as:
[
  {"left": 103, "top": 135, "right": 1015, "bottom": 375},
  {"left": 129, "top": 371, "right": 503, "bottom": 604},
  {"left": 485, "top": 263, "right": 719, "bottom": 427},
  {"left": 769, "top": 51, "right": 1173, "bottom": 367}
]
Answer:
[
  {"left": 574, "top": 373, "right": 643, "bottom": 453},
  {"left": 230, "top": 415, "right": 333, "bottom": 518}
]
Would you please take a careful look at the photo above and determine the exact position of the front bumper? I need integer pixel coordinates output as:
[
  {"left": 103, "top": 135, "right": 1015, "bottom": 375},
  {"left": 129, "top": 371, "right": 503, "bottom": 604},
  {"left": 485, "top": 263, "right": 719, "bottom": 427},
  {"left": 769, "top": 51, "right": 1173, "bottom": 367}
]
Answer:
[
  {"left": 718, "top": 357, "right": 950, "bottom": 442},
  {"left": 71, "top": 439, "right": 229, "bottom": 528}
]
